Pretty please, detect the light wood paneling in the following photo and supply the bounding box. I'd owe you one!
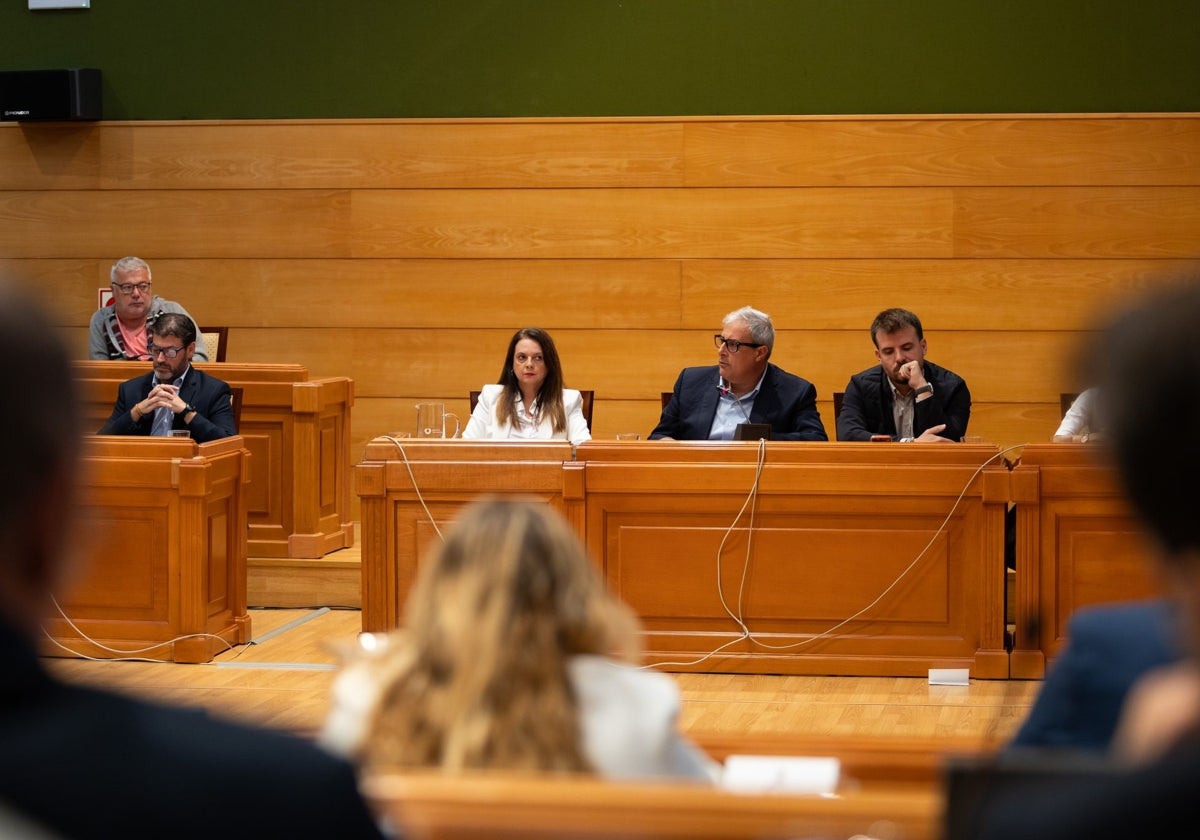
[680,117,1200,187]
[6,114,1200,467]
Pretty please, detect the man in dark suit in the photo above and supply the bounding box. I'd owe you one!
[99,312,235,443]
[650,305,827,441]
[1009,598,1181,753]
[969,280,1200,840]
[836,307,970,442]
[0,281,385,839]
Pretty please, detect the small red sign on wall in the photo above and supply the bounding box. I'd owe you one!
[98,288,113,309]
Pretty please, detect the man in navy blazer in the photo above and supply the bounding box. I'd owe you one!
[0,283,385,839]
[99,312,236,443]
[650,305,827,441]
[837,307,970,442]
[1009,598,1181,753]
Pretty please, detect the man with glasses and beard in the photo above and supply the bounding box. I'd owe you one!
[99,312,235,442]
[650,305,827,441]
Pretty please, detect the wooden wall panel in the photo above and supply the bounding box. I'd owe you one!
[6,114,1200,465]
[954,187,1200,258]
[349,187,956,259]
[681,117,1200,187]
[12,255,1186,333]
[0,190,354,258]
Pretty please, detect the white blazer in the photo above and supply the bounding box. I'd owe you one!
[320,652,717,783]
[462,383,591,445]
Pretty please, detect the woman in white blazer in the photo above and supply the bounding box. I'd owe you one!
[462,327,591,445]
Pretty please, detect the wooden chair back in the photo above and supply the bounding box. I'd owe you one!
[201,326,229,362]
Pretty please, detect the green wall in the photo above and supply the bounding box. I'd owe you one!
[2,0,1199,119]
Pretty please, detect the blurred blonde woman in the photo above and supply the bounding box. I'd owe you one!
[321,498,716,781]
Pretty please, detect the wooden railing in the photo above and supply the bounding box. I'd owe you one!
[45,435,251,663]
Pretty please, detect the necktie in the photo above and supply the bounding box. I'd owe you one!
[150,378,181,437]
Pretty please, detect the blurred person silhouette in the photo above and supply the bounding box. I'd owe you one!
[1008,598,1181,753]
[973,279,1200,840]
[0,279,384,840]
[321,497,717,782]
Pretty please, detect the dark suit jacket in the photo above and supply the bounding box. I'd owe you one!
[98,366,236,443]
[1009,598,1181,753]
[650,363,828,441]
[836,360,970,441]
[972,732,1200,840]
[0,619,385,840]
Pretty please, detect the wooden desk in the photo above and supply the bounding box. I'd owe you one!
[74,361,354,559]
[362,771,941,840]
[1009,443,1163,678]
[578,442,1010,678]
[356,440,1010,678]
[46,436,251,663]
[355,439,578,631]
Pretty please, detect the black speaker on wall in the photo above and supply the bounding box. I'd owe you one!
[0,68,101,121]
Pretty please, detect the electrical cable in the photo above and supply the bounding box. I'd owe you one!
[650,444,1026,668]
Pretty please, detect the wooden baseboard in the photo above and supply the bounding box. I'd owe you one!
[248,556,361,608]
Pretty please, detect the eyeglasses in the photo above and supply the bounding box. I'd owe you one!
[147,344,187,359]
[113,282,152,295]
[714,334,764,353]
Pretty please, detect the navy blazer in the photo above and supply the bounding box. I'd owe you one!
[836,360,971,442]
[1010,598,1182,753]
[650,363,828,441]
[0,619,385,840]
[98,366,236,443]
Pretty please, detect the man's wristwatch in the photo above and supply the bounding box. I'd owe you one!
[913,383,934,397]
[177,402,197,417]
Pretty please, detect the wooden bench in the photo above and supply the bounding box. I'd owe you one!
[362,770,942,840]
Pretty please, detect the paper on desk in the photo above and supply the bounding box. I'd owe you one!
[720,754,840,795]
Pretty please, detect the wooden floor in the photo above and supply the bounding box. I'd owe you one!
[46,606,1040,750]
[49,526,1041,757]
